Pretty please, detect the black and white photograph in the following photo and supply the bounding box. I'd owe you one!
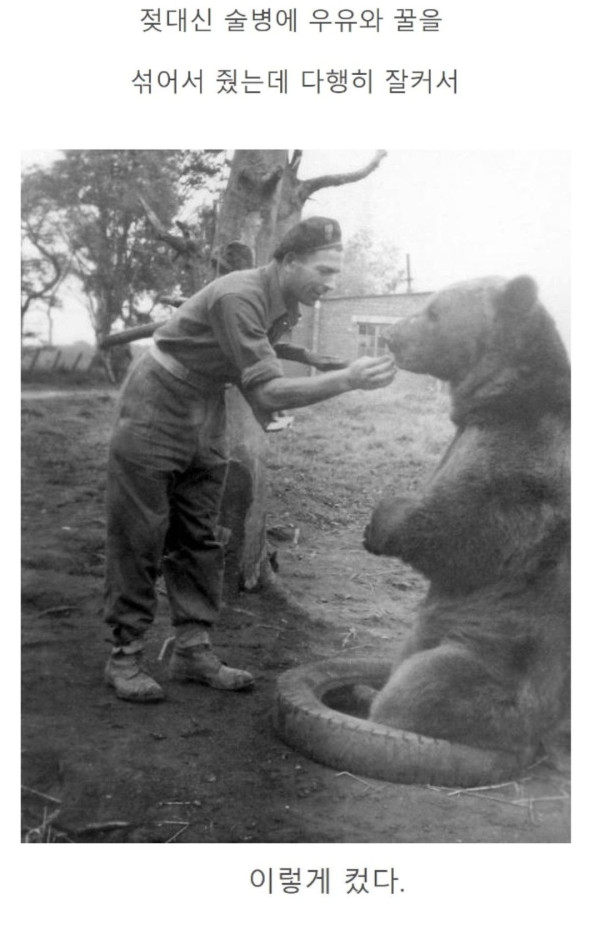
[21,148,571,845]
[11,0,598,920]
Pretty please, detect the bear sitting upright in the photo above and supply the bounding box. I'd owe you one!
[363,276,570,760]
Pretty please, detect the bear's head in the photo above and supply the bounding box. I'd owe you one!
[386,276,570,423]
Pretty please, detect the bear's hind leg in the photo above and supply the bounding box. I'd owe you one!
[370,643,529,753]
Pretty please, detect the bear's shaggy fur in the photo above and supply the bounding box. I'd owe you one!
[363,276,570,758]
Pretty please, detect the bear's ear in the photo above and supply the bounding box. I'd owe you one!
[497,275,538,315]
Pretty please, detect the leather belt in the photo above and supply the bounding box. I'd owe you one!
[149,343,223,394]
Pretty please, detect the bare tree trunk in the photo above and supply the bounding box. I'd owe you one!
[213,150,288,264]
[213,150,388,594]
[213,151,299,594]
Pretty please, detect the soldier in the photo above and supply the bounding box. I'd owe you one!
[104,217,396,702]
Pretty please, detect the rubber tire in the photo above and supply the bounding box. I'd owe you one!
[273,657,528,787]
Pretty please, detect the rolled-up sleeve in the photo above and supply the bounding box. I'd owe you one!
[208,295,284,389]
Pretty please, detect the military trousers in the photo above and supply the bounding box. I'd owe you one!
[103,351,229,645]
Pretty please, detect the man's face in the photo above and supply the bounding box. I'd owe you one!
[281,248,343,305]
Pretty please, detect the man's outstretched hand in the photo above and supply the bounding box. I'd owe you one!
[346,355,397,391]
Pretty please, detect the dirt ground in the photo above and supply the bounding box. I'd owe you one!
[21,380,570,843]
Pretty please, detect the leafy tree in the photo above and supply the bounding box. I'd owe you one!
[21,171,66,340]
[21,150,225,342]
[335,227,406,297]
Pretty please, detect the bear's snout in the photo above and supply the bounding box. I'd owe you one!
[385,318,425,368]
[385,323,404,357]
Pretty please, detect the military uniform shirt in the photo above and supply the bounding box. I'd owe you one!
[154,261,299,391]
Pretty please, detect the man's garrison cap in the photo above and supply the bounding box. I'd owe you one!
[273,217,342,260]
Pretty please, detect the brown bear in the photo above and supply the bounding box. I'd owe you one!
[363,276,570,760]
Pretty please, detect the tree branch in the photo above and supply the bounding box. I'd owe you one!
[21,224,65,318]
[138,194,191,256]
[299,150,388,200]
[289,150,303,174]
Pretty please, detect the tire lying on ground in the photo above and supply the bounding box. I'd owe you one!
[273,658,528,788]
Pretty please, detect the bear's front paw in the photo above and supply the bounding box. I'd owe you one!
[364,508,397,555]
[364,497,414,556]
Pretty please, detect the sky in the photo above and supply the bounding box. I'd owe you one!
[301,149,570,344]
[22,149,570,346]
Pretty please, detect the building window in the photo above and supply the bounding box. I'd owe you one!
[356,322,391,357]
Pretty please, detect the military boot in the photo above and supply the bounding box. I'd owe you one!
[168,625,254,691]
[104,640,165,702]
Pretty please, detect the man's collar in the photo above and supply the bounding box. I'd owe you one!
[264,260,300,326]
